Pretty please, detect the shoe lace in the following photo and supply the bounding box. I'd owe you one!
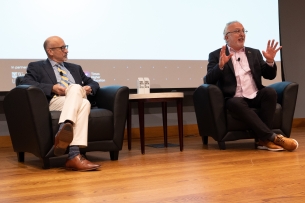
[275,135,285,144]
[79,154,87,161]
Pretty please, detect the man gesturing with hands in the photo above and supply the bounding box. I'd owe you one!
[205,21,298,151]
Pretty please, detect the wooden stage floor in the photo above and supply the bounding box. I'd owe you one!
[0,127,305,203]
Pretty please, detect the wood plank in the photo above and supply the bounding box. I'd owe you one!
[0,127,304,202]
[292,118,305,128]
[0,136,11,148]
[124,124,199,139]
[1,118,304,147]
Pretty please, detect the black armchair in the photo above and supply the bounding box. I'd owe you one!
[193,81,298,150]
[4,76,129,168]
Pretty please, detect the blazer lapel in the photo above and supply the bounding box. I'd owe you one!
[43,59,57,84]
[245,47,254,71]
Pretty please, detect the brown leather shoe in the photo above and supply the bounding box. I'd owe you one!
[273,134,298,151]
[54,123,73,156]
[257,139,284,151]
[65,154,101,171]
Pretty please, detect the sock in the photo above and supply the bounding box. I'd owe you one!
[68,145,80,160]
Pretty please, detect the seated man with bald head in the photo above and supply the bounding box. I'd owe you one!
[21,36,100,171]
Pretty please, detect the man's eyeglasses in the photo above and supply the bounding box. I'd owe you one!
[50,45,69,51]
[226,30,248,36]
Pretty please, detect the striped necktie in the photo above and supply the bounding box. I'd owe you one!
[56,64,69,88]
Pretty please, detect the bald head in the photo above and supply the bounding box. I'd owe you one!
[43,36,68,63]
[43,36,64,52]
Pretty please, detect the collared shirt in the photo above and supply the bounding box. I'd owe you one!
[227,45,257,99]
[49,59,75,85]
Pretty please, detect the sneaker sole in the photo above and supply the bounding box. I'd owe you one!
[54,124,73,156]
[257,145,284,152]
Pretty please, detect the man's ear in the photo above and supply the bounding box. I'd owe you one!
[47,49,53,56]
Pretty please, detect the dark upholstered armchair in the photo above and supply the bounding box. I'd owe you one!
[4,76,129,168]
[193,81,298,150]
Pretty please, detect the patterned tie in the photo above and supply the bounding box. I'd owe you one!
[56,64,69,88]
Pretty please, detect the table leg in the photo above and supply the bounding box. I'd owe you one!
[162,102,168,147]
[177,98,183,151]
[138,100,145,154]
[127,101,132,150]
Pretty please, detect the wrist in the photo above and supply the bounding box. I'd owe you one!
[219,63,224,70]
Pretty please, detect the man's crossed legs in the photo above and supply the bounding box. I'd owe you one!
[50,84,101,171]
[226,87,298,152]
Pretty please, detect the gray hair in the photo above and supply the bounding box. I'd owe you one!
[223,20,240,36]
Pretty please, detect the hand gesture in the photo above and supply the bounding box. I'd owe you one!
[262,40,282,63]
[219,45,233,69]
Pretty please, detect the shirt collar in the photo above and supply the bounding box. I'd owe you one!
[48,58,64,67]
[227,45,245,53]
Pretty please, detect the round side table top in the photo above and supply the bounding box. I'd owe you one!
[129,92,184,100]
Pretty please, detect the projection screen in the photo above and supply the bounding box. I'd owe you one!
[0,0,280,91]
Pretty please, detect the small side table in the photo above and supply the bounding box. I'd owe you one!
[127,92,184,154]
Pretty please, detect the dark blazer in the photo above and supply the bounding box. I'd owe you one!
[205,46,277,98]
[21,59,100,103]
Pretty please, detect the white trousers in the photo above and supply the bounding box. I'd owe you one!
[49,84,91,147]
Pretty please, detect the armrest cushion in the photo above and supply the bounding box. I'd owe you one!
[268,81,298,137]
[4,85,53,157]
[94,85,129,148]
[193,84,227,140]
[268,81,298,105]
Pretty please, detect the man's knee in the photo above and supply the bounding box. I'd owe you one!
[261,87,277,102]
[67,84,83,92]
[66,84,86,97]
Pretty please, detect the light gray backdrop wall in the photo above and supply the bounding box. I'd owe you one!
[279,0,305,118]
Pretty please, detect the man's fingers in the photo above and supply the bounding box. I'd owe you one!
[266,40,270,50]
[270,39,275,48]
[273,41,278,49]
[275,46,282,52]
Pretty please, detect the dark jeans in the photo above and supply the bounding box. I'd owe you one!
[225,87,277,141]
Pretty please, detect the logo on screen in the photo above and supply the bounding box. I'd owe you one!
[12,72,18,79]
[90,72,105,83]
[11,72,25,84]
[12,72,24,79]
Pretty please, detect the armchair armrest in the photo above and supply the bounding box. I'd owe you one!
[268,81,299,137]
[95,86,129,148]
[4,85,53,158]
[193,84,227,141]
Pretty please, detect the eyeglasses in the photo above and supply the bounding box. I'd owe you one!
[226,30,248,36]
[49,45,69,51]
